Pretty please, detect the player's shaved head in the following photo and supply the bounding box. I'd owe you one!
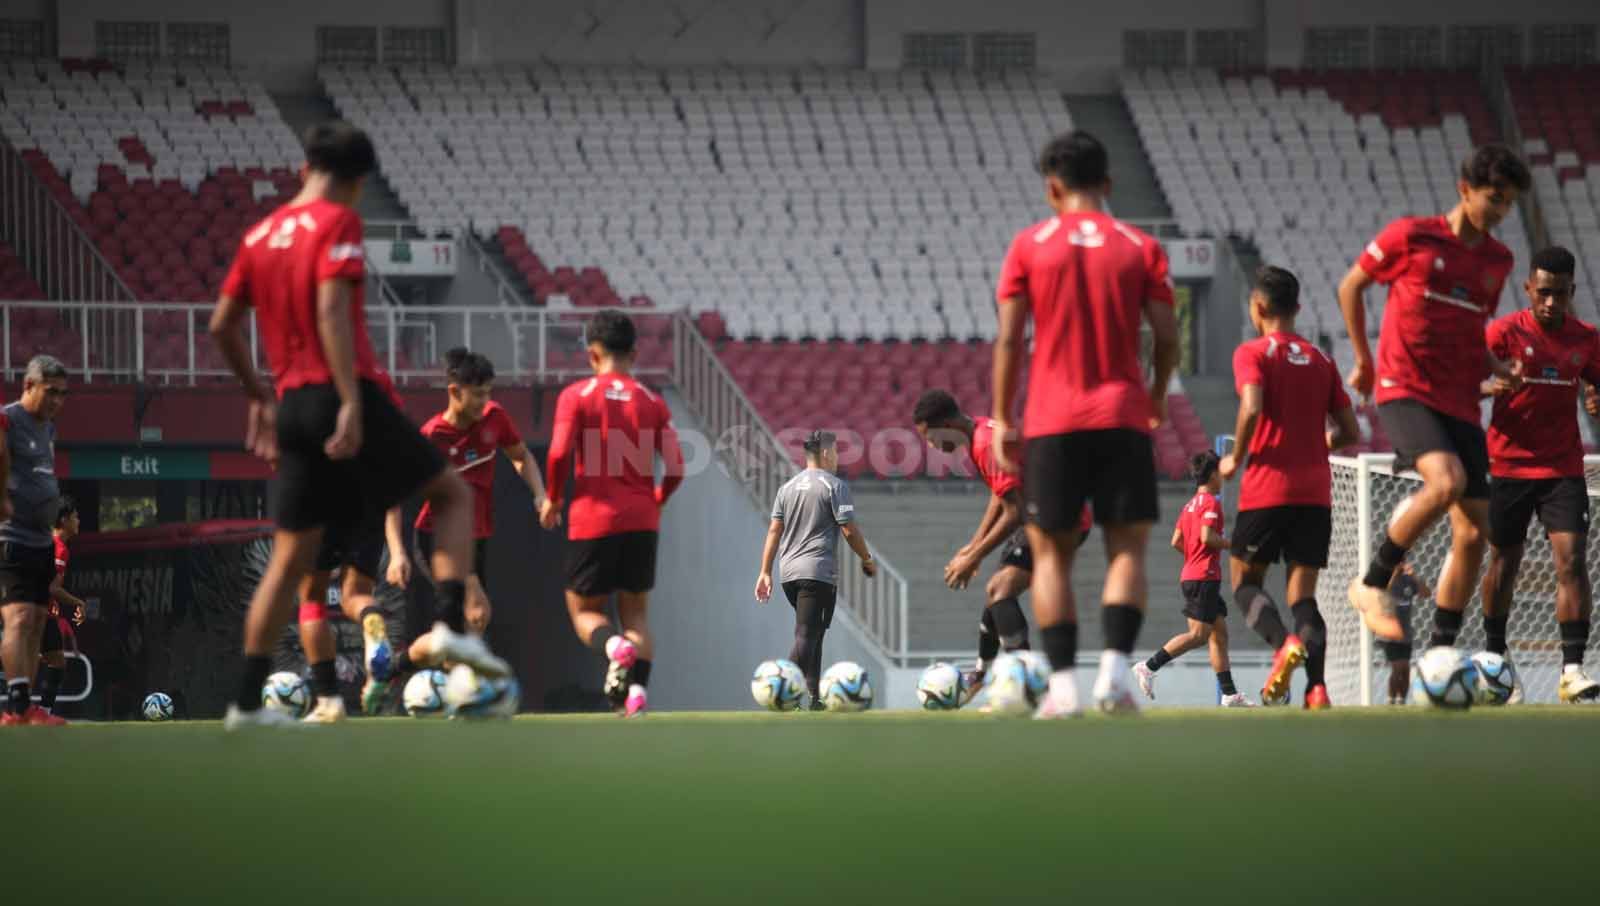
[1037,131,1108,190]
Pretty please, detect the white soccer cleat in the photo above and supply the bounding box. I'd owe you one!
[425,622,511,678]
[1132,661,1156,700]
[1032,677,1082,720]
[1220,692,1256,708]
[223,704,305,731]
[1092,652,1139,715]
[301,696,347,724]
[443,664,482,710]
[1559,667,1600,704]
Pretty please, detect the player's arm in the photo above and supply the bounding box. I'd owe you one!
[502,441,549,510]
[654,414,685,506]
[1220,382,1263,479]
[0,419,10,521]
[1327,405,1361,452]
[1144,294,1180,427]
[965,489,1022,563]
[833,481,876,577]
[754,517,782,603]
[1169,524,1184,552]
[1336,264,1375,376]
[381,505,411,587]
[1200,523,1227,551]
[316,277,363,459]
[209,291,278,464]
[49,572,86,613]
[541,390,577,528]
[962,492,1003,555]
[991,297,1028,472]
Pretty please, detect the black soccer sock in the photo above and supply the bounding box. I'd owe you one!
[1040,622,1078,672]
[235,655,272,712]
[1102,604,1143,656]
[1483,614,1509,656]
[1146,647,1174,672]
[1364,534,1409,589]
[1216,670,1238,696]
[977,609,1000,664]
[1236,584,1289,649]
[309,659,338,698]
[1560,620,1591,667]
[438,579,467,634]
[392,646,414,676]
[6,677,29,715]
[989,597,1030,651]
[632,659,653,689]
[588,624,619,656]
[1428,608,1464,648]
[1291,599,1327,687]
[37,665,62,712]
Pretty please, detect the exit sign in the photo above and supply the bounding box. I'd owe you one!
[66,449,213,480]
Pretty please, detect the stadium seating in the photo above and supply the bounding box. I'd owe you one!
[0,240,43,300]
[1506,65,1600,305]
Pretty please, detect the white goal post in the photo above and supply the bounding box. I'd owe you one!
[1320,454,1600,705]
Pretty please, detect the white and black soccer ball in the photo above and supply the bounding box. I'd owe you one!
[1470,651,1518,706]
[819,661,873,712]
[1412,646,1477,710]
[986,652,1049,715]
[142,692,173,721]
[751,659,806,712]
[261,671,311,717]
[916,662,964,711]
[403,669,450,717]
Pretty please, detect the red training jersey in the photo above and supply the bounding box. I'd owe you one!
[996,211,1174,438]
[1357,215,1514,424]
[415,401,524,538]
[1177,491,1224,582]
[1485,309,1600,479]
[53,535,68,579]
[969,416,1021,499]
[220,198,384,396]
[545,373,685,541]
[1233,332,1351,510]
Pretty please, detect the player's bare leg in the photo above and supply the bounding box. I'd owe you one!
[1479,539,1525,703]
[1028,524,1082,718]
[1092,521,1151,714]
[964,563,1032,702]
[566,590,638,713]
[1134,617,1211,700]
[1426,500,1489,650]
[295,570,347,724]
[617,590,653,716]
[225,527,322,729]
[329,569,395,713]
[417,470,508,678]
[1232,557,1303,705]
[1,601,46,724]
[1351,451,1467,642]
[1543,531,1600,702]
[1209,618,1254,707]
[465,575,491,636]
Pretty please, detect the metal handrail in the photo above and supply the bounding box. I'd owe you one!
[461,231,532,309]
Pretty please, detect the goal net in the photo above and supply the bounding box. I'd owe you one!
[1319,454,1600,705]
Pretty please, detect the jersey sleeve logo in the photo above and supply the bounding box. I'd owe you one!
[1365,241,1385,261]
[329,243,363,262]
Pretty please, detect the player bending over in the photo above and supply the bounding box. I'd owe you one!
[911,388,1088,703]
[1134,452,1253,707]
[1480,246,1600,702]
[211,122,504,729]
[541,311,684,717]
[1341,144,1529,646]
[1221,266,1360,708]
[991,131,1180,717]
[754,431,877,710]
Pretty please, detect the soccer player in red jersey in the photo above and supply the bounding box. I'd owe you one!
[412,347,550,635]
[1133,452,1252,707]
[32,497,84,724]
[210,122,504,729]
[991,131,1180,717]
[540,312,684,717]
[911,389,1090,704]
[1340,145,1530,645]
[1219,266,1360,708]
[1480,246,1600,703]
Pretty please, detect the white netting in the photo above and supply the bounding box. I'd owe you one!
[1320,455,1600,705]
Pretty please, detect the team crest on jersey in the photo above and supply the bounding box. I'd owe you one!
[1287,342,1310,365]
[604,379,632,402]
[1433,258,1445,270]
[1068,220,1105,248]
[1525,346,1535,357]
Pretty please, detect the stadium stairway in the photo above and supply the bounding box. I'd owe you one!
[1064,94,1172,220]
[271,92,411,225]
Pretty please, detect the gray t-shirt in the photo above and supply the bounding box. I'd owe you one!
[1,401,59,549]
[771,467,855,586]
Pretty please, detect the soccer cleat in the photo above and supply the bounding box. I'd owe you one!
[1304,684,1332,710]
[1133,661,1156,700]
[602,638,638,707]
[25,706,66,726]
[624,689,648,718]
[1559,668,1600,703]
[1503,656,1525,705]
[223,704,305,730]
[808,696,827,712]
[1260,634,1307,706]
[301,696,347,724]
[0,711,25,726]
[1219,693,1256,708]
[1347,577,1406,642]
[362,612,393,683]
[958,669,986,707]
[425,622,511,678]
[360,676,391,716]
[1091,663,1139,715]
[1032,688,1082,720]
[1387,693,1407,706]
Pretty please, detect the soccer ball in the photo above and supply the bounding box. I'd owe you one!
[447,665,520,719]
[261,671,311,717]
[916,662,964,710]
[1411,646,1478,710]
[403,669,450,717]
[818,661,873,712]
[142,692,173,721]
[1470,651,1518,706]
[751,659,806,712]
[986,652,1049,715]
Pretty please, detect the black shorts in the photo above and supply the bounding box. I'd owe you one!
[1180,579,1227,623]
[0,541,53,606]
[1488,476,1590,547]
[997,529,1033,572]
[1378,400,1490,500]
[783,578,837,630]
[1232,506,1333,569]
[316,511,385,579]
[415,531,490,580]
[565,531,658,596]
[1023,429,1158,531]
[274,379,444,531]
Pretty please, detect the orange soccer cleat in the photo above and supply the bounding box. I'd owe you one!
[1260,634,1307,706]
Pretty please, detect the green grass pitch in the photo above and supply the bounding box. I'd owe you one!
[12,708,1596,905]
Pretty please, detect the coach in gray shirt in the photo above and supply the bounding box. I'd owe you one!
[754,431,877,708]
[0,354,67,724]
